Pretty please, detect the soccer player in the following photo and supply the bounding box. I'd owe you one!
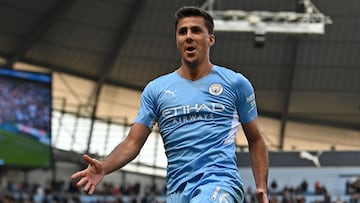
[71,6,269,203]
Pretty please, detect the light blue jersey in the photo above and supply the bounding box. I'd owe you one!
[134,65,258,201]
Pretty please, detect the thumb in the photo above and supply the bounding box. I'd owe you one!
[82,154,95,165]
[256,188,268,203]
[82,154,104,173]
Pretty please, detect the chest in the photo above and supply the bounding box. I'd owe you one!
[156,81,236,120]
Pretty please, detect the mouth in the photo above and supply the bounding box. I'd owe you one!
[185,46,196,54]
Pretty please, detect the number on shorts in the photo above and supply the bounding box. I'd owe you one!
[212,186,230,203]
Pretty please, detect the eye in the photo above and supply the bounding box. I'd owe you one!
[191,26,202,34]
[178,27,187,35]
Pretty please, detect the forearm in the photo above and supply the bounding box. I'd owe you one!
[249,138,269,192]
[100,139,141,174]
[100,123,150,175]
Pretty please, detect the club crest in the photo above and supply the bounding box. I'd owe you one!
[209,83,223,96]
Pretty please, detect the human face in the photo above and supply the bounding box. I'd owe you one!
[176,16,215,69]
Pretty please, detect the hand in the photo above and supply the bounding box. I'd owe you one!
[256,188,269,203]
[70,154,105,195]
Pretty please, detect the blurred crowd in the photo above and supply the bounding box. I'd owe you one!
[1,177,360,203]
[0,77,51,132]
[244,178,360,203]
[0,180,166,203]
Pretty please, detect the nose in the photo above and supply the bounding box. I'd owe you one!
[185,31,193,42]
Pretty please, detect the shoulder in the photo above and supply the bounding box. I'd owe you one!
[146,71,177,88]
[143,71,177,91]
[213,65,253,88]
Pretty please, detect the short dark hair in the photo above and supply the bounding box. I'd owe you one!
[174,6,214,34]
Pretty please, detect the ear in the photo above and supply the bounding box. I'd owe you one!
[209,34,215,46]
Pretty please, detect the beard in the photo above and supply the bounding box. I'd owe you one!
[183,58,200,69]
[181,51,202,69]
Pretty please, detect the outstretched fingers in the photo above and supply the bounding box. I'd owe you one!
[75,176,89,187]
[70,170,85,181]
[84,180,95,195]
[70,154,104,195]
[71,172,96,195]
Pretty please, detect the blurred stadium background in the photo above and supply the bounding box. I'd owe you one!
[0,0,359,202]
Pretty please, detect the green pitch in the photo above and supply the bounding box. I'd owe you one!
[0,129,52,168]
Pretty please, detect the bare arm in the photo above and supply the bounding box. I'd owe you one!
[101,123,151,174]
[242,118,269,203]
[71,123,151,194]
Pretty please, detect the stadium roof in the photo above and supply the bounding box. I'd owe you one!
[0,0,359,150]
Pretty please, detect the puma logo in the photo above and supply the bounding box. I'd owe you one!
[300,151,323,168]
[164,90,175,97]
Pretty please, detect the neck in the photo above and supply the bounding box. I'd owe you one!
[178,62,213,81]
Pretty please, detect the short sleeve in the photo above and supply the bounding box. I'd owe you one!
[133,82,158,130]
[235,73,258,124]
